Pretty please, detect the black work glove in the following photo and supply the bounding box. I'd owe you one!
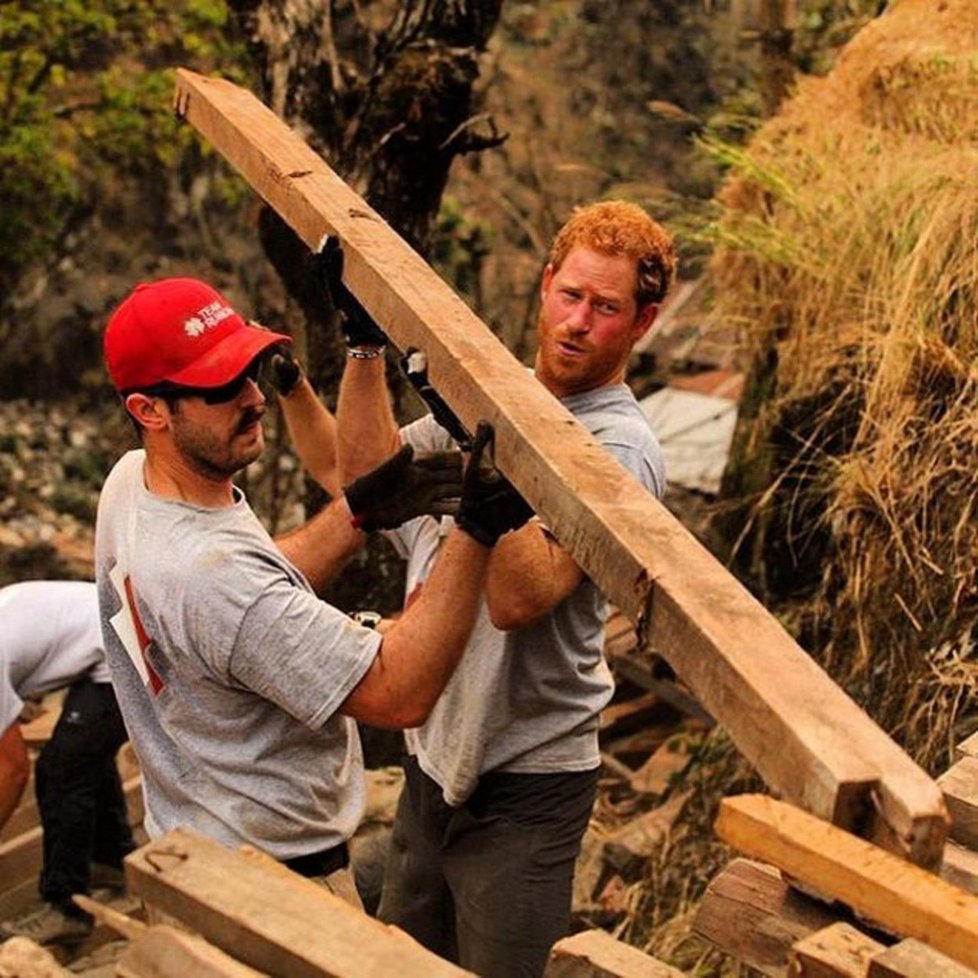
[269,348,303,396]
[317,236,389,349]
[456,422,534,546]
[344,444,463,532]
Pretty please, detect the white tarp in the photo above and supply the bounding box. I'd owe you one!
[640,386,738,495]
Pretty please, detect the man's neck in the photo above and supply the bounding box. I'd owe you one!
[142,450,235,508]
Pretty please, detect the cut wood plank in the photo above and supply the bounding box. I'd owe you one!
[941,841,978,895]
[126,827,475,977]
[0,936,72,977]
[938,756,978,848]
[715,795,978,971]
[788,921,884,977]
[629,733,701,797]
[603,792,691,880]
[1,772,38,841]
[692,859,838,977]
[868,938,978,978]
[0,775,143,900]
[955,732,978,762]
[171,68,948,867]
[543,929,684,977]
[599,693,661,740]
[117,925,268,978]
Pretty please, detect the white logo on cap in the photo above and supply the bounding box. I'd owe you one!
[184,300,234,338]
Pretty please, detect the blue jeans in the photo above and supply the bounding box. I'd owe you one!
[35,679,134,911]
[377,756,598,978]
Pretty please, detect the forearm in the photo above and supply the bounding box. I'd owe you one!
[336,356,400,482]
[278,376,340,497]
[485,520,583,630]
[0,723,29,830]
[341,529,490,728]
[274,495,365,593]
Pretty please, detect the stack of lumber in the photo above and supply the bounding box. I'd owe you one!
[693,736,978,977]
[29,828,686,978]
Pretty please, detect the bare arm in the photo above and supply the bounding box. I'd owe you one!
[277,376,341,497]
[336,356,401,483]
[484,520,584,630]
[0,722,29,831]
[340,528,490,728]
[274,495,364,594]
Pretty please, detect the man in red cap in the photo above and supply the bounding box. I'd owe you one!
[95,277,530,903]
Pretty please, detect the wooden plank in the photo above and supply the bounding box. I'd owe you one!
[692,859,838,977]
[629,733,701,797]
[0,936,72,977]
[171,68,948,867]
[603,792,691,880]
[117,925,269,978]
[0,775,143,897]
[788,922,884,977]
[941,841,978,895]
[938,757,978,848]
[126,827,475,978]
[544,929,684,978]
[868,938,978,978]
[954,732,978,762]
[1,771,38,841]
[714,795,978,971]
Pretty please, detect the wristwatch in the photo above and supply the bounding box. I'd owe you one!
[351,610,382,630]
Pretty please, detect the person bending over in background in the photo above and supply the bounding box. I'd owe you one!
[0,580,134,946]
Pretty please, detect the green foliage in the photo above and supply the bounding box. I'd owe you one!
[0,0,245,294]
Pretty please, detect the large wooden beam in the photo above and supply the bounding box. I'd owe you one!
[126,828,474,978]
[171,68,947,865]
[714,795,978,971]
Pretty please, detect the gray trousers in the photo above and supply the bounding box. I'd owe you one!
[377,756,598,978]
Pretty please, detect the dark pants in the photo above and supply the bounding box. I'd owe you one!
[35,679,134,912]
[377,756,598,978]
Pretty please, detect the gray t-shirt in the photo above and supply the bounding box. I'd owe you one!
[392,383,665,805]
[94,450,381,858]
[0,580,110,731]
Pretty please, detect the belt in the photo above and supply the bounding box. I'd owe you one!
[282,841,349,879]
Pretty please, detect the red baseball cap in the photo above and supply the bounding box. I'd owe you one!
[104,277,291,392]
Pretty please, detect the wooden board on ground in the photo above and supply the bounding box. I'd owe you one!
[692,859,838,977]
[0,775,143,920]
[126,828,475,978]
[941,841,978,895]
[955,732,978,762]
[171,66,947,868]
[544,929,684,978]
[938,756,978,849]
[868,938,978,978]
[714,794,978,971]
[788,921,884,977]
[117,925,268,978]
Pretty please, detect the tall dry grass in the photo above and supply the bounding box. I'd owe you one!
[710,0,978,772]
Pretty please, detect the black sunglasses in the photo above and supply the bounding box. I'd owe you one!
[135,358,264,405]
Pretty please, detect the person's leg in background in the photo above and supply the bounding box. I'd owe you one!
[376,755,458,961]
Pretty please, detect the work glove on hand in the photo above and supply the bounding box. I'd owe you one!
[317,236,389,349]
[456,422,534,546]
[344,444,463,532]
[269,348,303,397]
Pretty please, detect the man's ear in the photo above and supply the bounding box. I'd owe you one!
[124,393,169,432]
[633,302,659,343]
[540,263,555,302]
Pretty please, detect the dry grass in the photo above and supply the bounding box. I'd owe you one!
[710,0,978,773]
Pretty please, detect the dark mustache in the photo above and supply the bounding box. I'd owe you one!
[236,406,266,433]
